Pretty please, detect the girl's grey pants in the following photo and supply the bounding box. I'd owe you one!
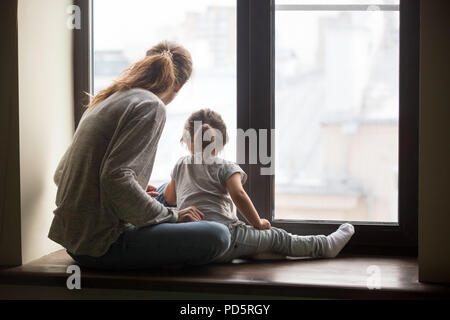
[214,224,330,263]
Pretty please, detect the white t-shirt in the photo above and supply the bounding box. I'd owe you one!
[171,155,248,226]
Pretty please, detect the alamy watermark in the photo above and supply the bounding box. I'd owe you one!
[66,265,81,290]
[181,121,275,175]
[366,5,381,12]
[67,5,81,30]
[366,265,381,290]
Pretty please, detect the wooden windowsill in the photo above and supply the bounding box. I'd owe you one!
[0,250,449,299]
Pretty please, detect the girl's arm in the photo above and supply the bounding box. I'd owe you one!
[163,180,177,207]
[226,173,271,230]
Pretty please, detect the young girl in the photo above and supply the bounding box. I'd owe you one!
[156,109,355,263]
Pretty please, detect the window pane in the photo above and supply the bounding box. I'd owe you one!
[277,0,399,5]
[93,0,236,185]
[275,1,400,222]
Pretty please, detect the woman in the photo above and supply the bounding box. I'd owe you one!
[48,41,231,270]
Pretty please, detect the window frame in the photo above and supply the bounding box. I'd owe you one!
[237,0,420,255]
[73,0,92,128]
[74,0,419,256]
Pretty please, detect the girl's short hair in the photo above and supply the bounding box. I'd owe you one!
[182,109,228,153]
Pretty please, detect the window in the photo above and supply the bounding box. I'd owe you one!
[237,0,418,254]
[74,0,419,254]
[275,1,400,223]
[92,0,237,185]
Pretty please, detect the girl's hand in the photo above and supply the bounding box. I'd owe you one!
[146,185,160,197]
[256,219,271,230]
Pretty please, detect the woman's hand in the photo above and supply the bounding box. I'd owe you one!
[146,185,160,197]
[256,219,271,230]
[176,206,205,223]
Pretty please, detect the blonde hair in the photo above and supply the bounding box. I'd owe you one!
[87,41,192,108]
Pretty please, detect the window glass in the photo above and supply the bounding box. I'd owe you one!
[277,0,399,4]
[93,0,237,185]
[275,1,400,222]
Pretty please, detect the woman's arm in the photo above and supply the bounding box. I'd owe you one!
[100,101,179,226]
[226,173,271,230]
[53,147,70,187]
[163,180,177,206]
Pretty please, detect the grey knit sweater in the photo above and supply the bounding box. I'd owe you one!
[48,88,178,257]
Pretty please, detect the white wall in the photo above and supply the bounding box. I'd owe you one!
[18,0,74,263]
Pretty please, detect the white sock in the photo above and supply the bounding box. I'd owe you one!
[325,223,355,258]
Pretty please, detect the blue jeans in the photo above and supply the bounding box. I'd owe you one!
[153,183,176,208]
[68,184,231,270]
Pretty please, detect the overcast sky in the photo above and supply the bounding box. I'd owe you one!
[94,0,234,53]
